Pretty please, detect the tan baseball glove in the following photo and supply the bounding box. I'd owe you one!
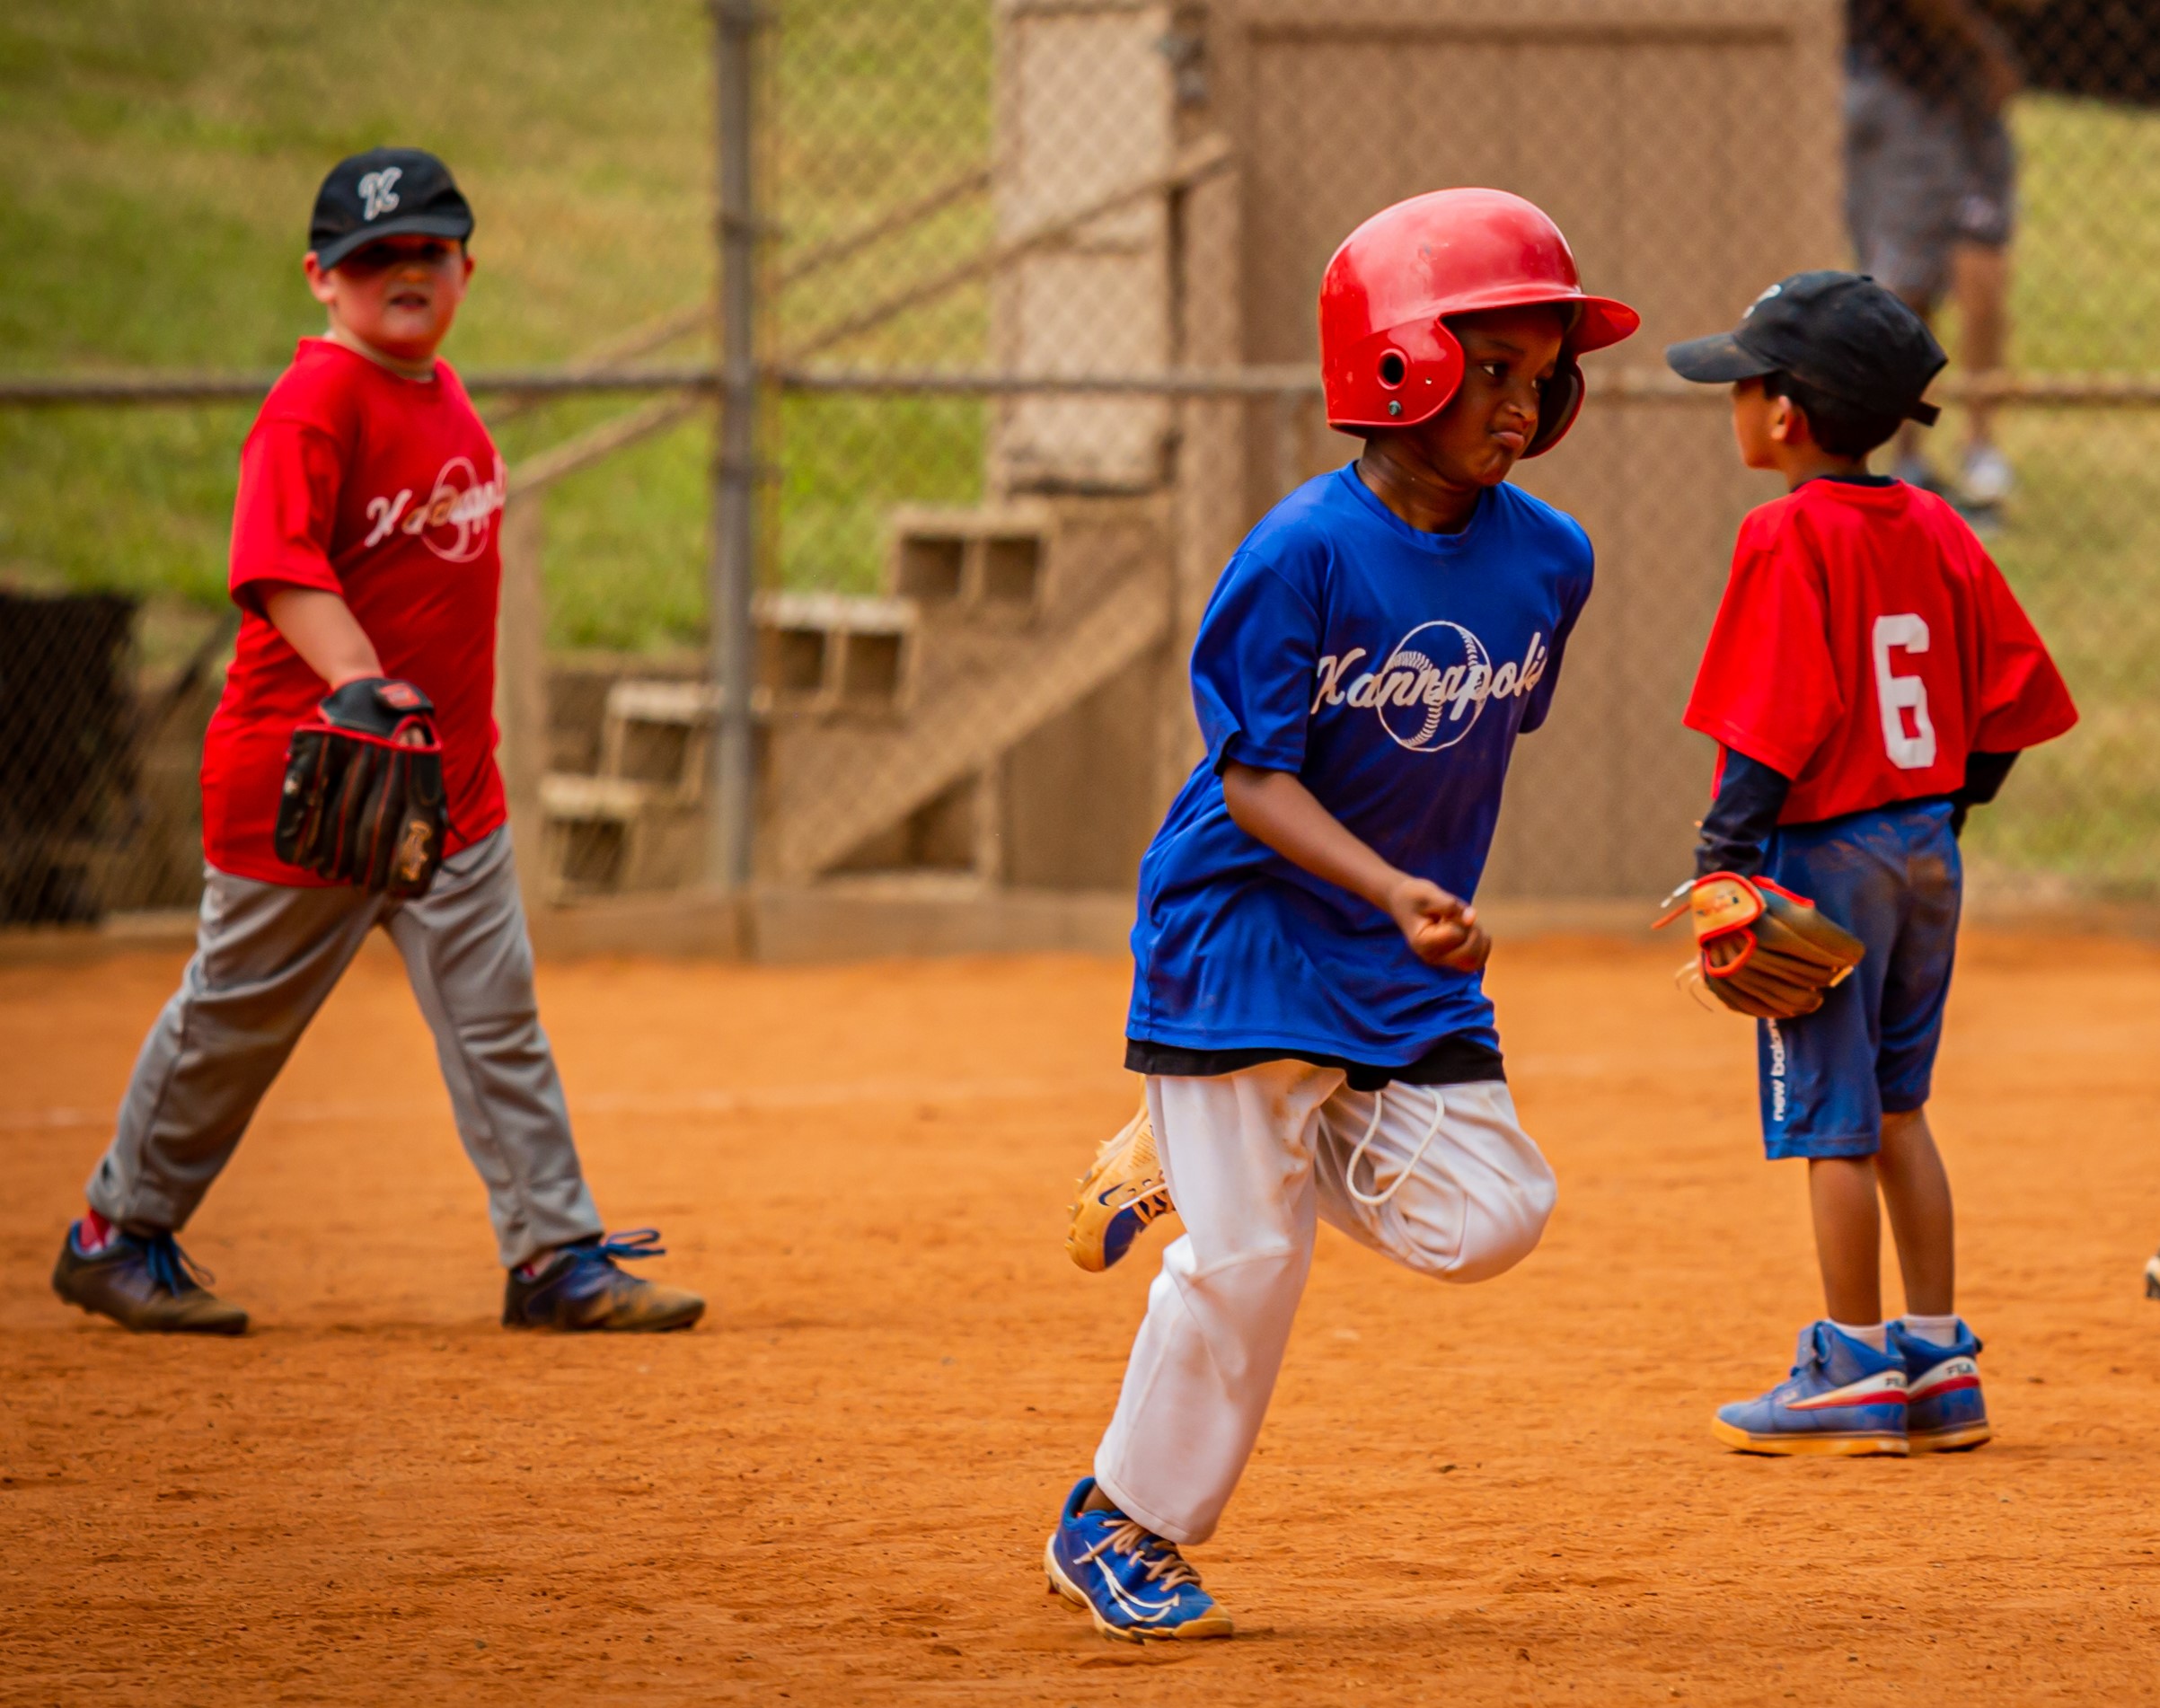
[1655,871,1865,1020]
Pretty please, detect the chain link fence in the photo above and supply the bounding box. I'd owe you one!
[758,0,2160,906]
[4,0,2159,925]
[1926,1,2160,901]
[0,0,723,920]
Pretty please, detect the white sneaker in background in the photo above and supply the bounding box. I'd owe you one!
[1962,443,2015,506]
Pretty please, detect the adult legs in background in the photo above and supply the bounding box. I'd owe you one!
[1952,240,2012,497]
[1845,62,2017,498]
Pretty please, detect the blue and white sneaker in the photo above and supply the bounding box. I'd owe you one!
[1891,1319,1990,1453]
[1044,1477,1232,1642]
[1713,1321,1909,1456]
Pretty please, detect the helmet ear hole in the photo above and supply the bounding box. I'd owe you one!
[1377,350,1407,387]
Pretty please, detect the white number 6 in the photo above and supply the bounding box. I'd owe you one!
[1873,613,1937,770]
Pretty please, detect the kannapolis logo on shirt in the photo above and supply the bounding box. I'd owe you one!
[361,453,508,562]
[1311,621,1550,752]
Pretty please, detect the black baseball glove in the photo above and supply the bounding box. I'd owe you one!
[273,676,448,896]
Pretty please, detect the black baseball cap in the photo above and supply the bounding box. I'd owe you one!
[1665,270,1947,426]
[310,147,474,270]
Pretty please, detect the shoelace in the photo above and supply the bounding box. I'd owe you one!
[1344,1084,1446,1208]
[141,1231,215,1296]
[1081,1519,1203,1592]
[566,1228,667,1271]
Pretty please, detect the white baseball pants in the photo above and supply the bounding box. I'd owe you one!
[1093,1061,1556,1545]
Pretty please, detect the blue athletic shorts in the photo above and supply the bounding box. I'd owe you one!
[1756,802,1962,1160]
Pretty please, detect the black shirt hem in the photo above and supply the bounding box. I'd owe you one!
[1125,1034,1505,1093]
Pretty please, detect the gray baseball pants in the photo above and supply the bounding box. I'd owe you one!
[84,827,603,1268]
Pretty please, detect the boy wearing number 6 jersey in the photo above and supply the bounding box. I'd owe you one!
[1667,272,2075,1455]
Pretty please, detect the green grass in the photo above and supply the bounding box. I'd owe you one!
[2,9,2158,892]
[2008,96,2160,369]
[0,0,992,645]
[1953,404,2160,900]
[1928,96,2160,899]
[0,0,719,643]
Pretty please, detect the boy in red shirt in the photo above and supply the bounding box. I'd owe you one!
[51,149,701,1336]
[1665,272,2074,1453]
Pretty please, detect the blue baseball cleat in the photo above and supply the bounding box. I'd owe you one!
[51,1220,248,1335]
[502,1229,703,1332]
[1044,1477,1232,1642]
[1891,1318,1991,1453]
[1713,1321,1909,1456]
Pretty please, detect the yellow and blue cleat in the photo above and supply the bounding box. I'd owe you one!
[1045,1477,1232,1642]
[1891,1318,1990,1452]
[1713,1321,1909,1456]
[1065,1108,1177,1273]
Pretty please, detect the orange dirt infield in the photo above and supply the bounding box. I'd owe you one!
[4,931,2159,1704]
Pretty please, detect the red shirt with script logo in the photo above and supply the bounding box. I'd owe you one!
[201,337,509,882]
[1683,478,2076,825]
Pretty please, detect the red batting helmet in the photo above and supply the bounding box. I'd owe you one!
[1318,188,1640,455]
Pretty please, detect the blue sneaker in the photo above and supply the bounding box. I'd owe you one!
[1713,1322,1909,1456]
[501,1229,704,1332]
[1890,1319,1990,1453]
[1044,1477,1232,1642]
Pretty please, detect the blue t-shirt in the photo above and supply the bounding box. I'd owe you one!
[1126,464,1593,1065]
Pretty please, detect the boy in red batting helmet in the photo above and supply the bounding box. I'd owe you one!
[1043,189,1636,1642]
[1664,272,2074,1455]
[50,149,701,1336]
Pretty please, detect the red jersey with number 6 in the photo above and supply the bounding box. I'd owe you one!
[201,338,509,884]
[1683,477,2076,824]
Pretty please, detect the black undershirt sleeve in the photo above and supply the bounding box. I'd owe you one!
[1693,749,1793,879]
[1950,750,2018,835]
